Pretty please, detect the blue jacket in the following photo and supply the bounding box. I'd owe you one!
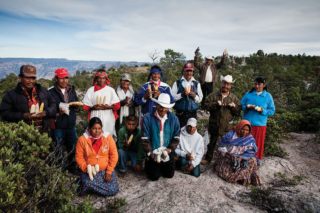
[241,90,275,126]
[174,78,200,112]
[141,109,180,153]
[135,82,174,115]
[48,83,79,129]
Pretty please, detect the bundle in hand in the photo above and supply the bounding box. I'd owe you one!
[69,101,83,106]
[30,103,44,116]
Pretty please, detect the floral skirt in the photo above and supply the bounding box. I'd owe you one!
[79,170,119,196]
[213,153,261,186]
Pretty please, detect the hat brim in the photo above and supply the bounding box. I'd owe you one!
[151,98,175,108]
[205,57,214,61]
[121,78,131,82]
[183,68,194,71]
[223,80,236,83]
[22,73,37,78]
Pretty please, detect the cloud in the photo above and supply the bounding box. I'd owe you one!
[0,0,320,61]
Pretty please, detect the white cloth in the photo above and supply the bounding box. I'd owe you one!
[175,126,204,167]
[82,86,120,137]
[61,88,66,95]
[205,66,212,82]
[156,110,168,147]
[117,88,133,124]
[152,146,170,162]
[257,91,263,96]
[171,76,203,103]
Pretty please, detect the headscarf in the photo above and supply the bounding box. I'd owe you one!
[92,71,110,86]
[233,119,251,137]
[147,68,166,83]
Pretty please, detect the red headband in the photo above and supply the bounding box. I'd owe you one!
[92,71,110,86]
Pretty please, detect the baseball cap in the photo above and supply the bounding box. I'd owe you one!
[187,118,198,127]
[20,65,37,78]
[183,62,194,71]
[55,68,69,78]
[121,73,131,82]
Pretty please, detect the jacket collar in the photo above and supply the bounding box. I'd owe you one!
[252,90,266,97]
[15,82,41,94]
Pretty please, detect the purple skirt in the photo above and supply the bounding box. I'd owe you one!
[79,170,119,196]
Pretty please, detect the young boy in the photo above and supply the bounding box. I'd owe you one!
[117,115,145,176]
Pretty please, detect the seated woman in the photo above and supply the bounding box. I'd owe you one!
[75,117,119,196]
[214,120,261,186]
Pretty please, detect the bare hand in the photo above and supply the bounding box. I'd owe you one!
[154,90,161,97]
[104,173,112,183]
[149,152,154,160]
[195,52,199,57]
[124,140,130,147]
[223,49,228,57]
[187,164,194,172]
[181,90,188,97]
[102,104,113,110]
[91,104,103,111]
[144,90,152,99]
[189,91,196,98]
[164,149,171,154]
[23,112,36,120]
[135,164,141,172]
[246,106,255,111]
[186,154,194,162]
[32,111,46,119]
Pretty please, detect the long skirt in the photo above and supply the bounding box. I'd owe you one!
[78,170,119,196]
[251,126,267,160]
[214,153,261,186]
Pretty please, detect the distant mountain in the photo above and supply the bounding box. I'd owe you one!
[0,58,149,79]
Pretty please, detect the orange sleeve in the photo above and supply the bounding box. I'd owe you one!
[106,134,119,174]
[75,136,88,173]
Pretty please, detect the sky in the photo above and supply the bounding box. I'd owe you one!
[0,0,320,62]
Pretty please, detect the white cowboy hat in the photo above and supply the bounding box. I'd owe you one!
[205,55,214,61]
[151,93,175,108]
[220,75,236,83]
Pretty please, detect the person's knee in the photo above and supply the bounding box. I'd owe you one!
[192,172,200,178]
[118,149,126,157]
[164,171,174,179]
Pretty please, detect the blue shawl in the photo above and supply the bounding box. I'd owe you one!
[220,130,260,167]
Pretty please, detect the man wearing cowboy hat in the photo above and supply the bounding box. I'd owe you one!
[201,75,242,165]
[114,73,138,133]
[141,93,180,181]
[194,49,228,114]
[172,62,203,127]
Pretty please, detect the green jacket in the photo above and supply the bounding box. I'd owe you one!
[205,90,241,136]
[118,127,145,164]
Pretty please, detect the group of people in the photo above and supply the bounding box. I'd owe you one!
[0,49,275,197]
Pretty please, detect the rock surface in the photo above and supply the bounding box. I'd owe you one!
[72,133,320,213]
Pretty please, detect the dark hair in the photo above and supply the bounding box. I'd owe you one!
[89,117,103,128]
[150,65,162,71]
[97,68,106,72]
[249,76,267,93]
[125,115,138,122]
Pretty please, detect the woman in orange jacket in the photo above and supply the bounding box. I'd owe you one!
[75,117,119,196]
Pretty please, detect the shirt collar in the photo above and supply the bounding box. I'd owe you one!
[253,90,266,97]
[156,110,168,120]
[181,76,195,83]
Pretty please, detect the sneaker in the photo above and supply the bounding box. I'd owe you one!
[201,159,210,165]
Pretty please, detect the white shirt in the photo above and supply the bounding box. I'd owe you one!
[61,88,66,95]
[171,76,203,103]
[257,91,263,96]
[156,110,168,147]
[175,126,204,167]
[205,66,212,82]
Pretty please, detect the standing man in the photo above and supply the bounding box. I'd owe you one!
[135,65,174,126]
[49,68,80,174]
[0,65,57,134]
[82,70,120,137]
[194,49,228,114]
[141,94,180,181]
[172,62,203,127]
[201,75,241,165]
[114,73,138,133]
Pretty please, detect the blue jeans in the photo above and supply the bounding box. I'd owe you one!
[176,157,200,177]
[51,127,78,171]
[118,149,141,173]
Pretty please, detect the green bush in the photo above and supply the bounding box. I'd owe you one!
[0,121,76,212]
[56,196,95,213]
[264,118,288,157]
[75,120,89,138]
